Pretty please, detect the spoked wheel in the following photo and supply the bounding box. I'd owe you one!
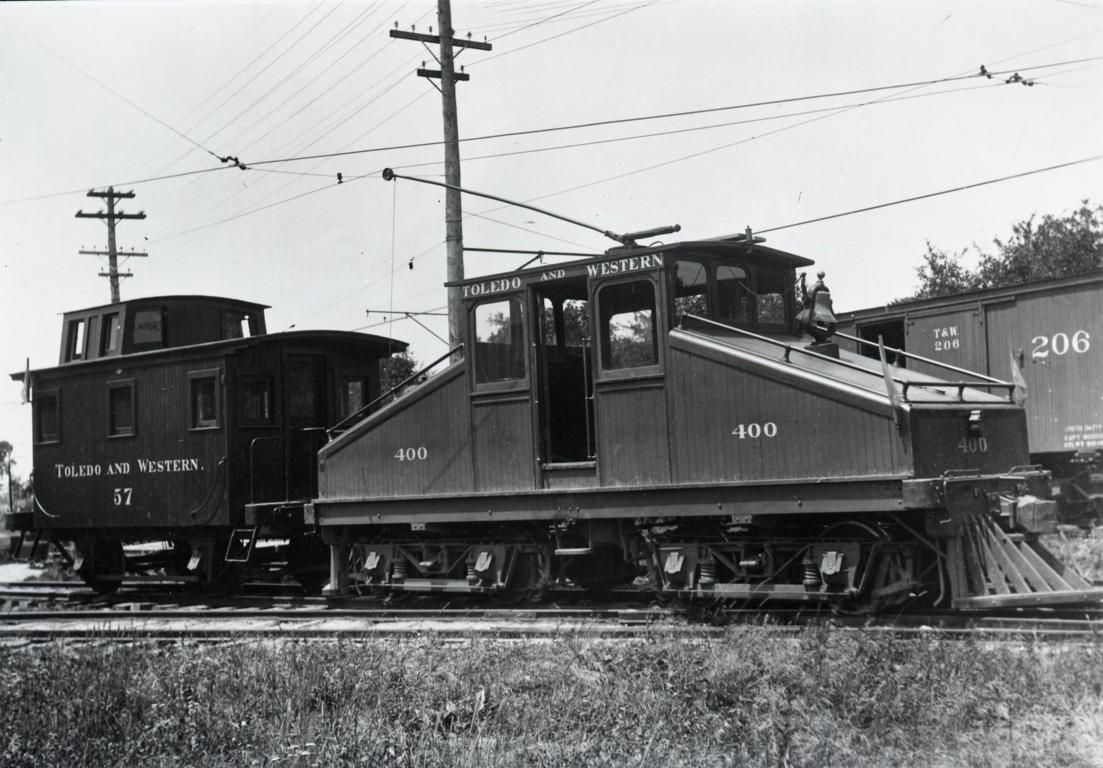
[75,538,124,595]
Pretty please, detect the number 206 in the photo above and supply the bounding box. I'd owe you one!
[1032,330,1089,358]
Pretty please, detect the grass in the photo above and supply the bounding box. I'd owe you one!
[1,629,1101,767]
[1042,527,1103,583]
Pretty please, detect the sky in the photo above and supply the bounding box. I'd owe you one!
[1,0,1101,474]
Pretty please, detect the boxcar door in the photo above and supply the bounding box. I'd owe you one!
[284,353,327,500]
[532,276,597,488]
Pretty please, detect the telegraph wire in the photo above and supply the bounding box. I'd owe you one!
[2,55,1091,208]
[755,154,1103,234]
[392,81,1008,172]
[2,20,224,163]
[242,56,1101,168]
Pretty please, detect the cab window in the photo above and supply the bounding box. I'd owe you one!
[755,270,789,329]
[473,298,525,384]
[35,390,60,443]
[716,265,750,325]
[672,260,708,325]
[598,279,658,371]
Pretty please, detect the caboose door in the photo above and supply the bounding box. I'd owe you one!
[284,353,327,500]
[532,276,597,487]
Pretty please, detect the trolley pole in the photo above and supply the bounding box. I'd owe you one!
[390,2,491,352]
[76,187,147,304]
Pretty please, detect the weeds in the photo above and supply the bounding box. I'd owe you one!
[1,629,1101,767]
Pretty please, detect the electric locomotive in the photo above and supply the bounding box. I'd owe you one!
[11,295,405,592]
[312,234,1102,611]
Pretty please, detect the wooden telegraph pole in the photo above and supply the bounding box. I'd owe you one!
[390,1,491,351]
[76,187,147,304]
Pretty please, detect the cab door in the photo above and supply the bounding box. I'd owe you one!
[531,277,596,487]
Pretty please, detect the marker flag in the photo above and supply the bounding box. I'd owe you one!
[1010,347,1028,405]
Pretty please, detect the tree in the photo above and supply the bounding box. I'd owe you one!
[380,351,420,395]
[911,201,1103,299]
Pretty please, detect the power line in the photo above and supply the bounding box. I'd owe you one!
[242,56,1100,167]
[4,20,223,162]
[756,154,1103,234]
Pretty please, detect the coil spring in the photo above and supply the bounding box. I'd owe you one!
[392,558,407,582]
[466,562,476,581]
[802,556,820,588]
[699,559,717,585]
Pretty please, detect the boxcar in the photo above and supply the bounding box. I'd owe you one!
[12,295,405,591]
[310,236,1102,612]
[836,272,1103,524]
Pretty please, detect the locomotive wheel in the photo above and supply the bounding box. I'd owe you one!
[75,538,124,595]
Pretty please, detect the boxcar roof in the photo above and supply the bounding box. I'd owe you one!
[838,270,1103,321]
[447,236,814,290]
[12,330,405,380]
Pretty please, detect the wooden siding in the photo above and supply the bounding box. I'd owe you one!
[667,341,910,484]
[32,356,231,531]
[472,393,536,491]
[318,367,475,498]
[904,305,986,378]
[595,379,671,486]
[984,284,1103,454]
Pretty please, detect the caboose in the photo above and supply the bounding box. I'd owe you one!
[836,272,1103,525]
[312,235,1102,611]
[12,295,404,591]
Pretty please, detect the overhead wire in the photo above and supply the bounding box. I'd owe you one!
[755,154,1103,234]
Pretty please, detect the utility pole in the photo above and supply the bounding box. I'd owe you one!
[390,2,491,352]
[75,187,147,304]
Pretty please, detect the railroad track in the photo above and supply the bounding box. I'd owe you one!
[3,586,1102,641]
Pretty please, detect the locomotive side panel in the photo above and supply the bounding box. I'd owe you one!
[33,356,231,531]
[318,365,475,498]
[910,408,1029,477]
[472,394,535,491]
[984,284,1103,455]
[594,380,671,486]
[667,337,910,483]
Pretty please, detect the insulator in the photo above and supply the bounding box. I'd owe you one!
[699,559,717,585]
[802,557,820,588]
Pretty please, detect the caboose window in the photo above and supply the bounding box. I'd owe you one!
[716,265,750,325]
[101,313,121,354]
[222,311,254,339]
[132,309,164,346]
[339,377,369,419]
[107,380,135,438]
[672,260,708,325]
[598,280,658,370]
[473,298,525,384]
[66,319,87,361]
[189,370,220,430]
[240,376,274,425]
[35,390,60,444]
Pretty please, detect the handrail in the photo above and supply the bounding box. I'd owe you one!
[327,344,463,438]
[680,315,1016,403]
[833,329,1006,384]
